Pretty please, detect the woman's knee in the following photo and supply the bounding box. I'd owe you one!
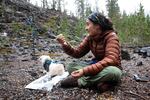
[66,63,83,74]
[109,66,122,78]
[102,66,122,81]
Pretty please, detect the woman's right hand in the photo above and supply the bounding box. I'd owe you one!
[56,34,67,44]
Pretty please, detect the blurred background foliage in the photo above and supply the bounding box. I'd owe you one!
[0,0,150,47]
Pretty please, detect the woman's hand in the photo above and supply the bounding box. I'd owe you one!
[71,69,84,78]
[56,34,67,45]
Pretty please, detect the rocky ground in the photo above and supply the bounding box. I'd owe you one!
[0,36,150,100]
[1,0,149,100]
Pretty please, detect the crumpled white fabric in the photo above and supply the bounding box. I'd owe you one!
[25,72,69,91]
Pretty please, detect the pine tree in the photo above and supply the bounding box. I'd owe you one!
[75,0,85,19]
[57,0,64,11]
[51,0,56,10]
[85,1,92,18]
[106,0,121,33]
[106,0,121,21]
[42,0,48,9]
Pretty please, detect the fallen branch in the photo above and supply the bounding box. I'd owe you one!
[124,91,147,100]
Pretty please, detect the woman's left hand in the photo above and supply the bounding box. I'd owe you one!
[71,69,84,78]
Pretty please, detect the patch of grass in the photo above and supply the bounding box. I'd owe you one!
[43,16,58,33]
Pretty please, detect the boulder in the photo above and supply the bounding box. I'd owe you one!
[121,49,131,60]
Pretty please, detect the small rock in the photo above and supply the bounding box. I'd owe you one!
[121,50,130,60]
[136,61,143,66]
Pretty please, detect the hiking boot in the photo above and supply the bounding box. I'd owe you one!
[97,82,116,93]
[60,75,78,88]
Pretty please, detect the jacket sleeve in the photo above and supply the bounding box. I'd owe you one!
[83,32,121,75]
[61,36,90,58]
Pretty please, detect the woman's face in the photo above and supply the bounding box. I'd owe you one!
[85,19,101,36]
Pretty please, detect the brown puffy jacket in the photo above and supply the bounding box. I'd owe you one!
[61,30,121,75]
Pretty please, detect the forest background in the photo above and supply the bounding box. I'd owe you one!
[1,0,150,46]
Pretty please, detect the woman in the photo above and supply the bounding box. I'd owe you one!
[56,12,122,92]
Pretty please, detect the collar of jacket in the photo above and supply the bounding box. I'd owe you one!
[89,30,114,42]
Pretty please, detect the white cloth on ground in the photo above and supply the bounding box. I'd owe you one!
[25,72,69,91]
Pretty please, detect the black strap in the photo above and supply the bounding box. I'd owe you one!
[43,60,52,72]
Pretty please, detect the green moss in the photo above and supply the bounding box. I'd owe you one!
[0,37,10,49]
[11,21,24,33]
[11,21,33,37]
[44,16,58,33]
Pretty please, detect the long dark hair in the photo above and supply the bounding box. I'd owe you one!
[88,12,114,32]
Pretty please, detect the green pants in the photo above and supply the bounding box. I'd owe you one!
[67,62,122,87]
